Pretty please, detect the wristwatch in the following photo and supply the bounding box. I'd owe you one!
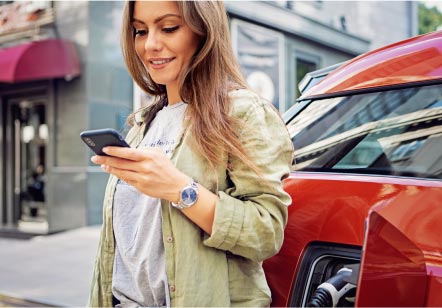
[171,179,199,209]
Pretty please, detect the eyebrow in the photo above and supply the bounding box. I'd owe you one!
[131,13,181,25]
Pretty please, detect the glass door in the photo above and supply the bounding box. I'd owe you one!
[5,98,48,232]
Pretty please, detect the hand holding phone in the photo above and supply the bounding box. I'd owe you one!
[80,128,130,156]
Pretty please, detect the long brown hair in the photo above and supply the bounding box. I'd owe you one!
[121,1,257,172]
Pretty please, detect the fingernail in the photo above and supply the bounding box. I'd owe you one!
[91,156,98,163]
[101,165,107,171]
[102,147,109,153]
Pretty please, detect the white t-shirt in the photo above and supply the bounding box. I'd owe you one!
[112,102,187,307]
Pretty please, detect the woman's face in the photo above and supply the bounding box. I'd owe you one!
[132,1,200,93]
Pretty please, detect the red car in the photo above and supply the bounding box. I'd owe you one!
[264,31,442,307]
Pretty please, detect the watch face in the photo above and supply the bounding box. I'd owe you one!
[181,187,198,206]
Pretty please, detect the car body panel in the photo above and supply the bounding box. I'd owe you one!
[301,31,442,99]
[356,186,442,306]
[264,172,442,306]
[427,275,442,306]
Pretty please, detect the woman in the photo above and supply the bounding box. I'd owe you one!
[88,1,293,307]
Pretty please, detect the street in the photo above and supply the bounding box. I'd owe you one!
[0,294,54,307]
[0,226,100,306]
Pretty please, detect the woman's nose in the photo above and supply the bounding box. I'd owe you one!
[145,31,161,51]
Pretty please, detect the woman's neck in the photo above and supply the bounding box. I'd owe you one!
[166,84,182,105]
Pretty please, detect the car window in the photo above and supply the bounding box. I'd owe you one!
[288,84,442,179]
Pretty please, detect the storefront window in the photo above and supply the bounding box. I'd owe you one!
[296,57,317,98]
[231,19,284,111]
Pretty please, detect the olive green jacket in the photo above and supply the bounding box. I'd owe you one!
[87,89,293,307]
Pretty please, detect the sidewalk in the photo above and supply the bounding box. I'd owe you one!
[0,226,101,307]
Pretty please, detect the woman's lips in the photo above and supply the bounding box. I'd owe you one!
[149,57,175,68]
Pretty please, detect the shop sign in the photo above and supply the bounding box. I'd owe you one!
[0,1,54,42]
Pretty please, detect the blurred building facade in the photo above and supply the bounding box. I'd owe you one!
[0,1,417,235]
[227,1,418,111]
[0,1,130,235]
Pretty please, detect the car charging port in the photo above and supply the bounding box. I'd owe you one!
[308,263,360,307]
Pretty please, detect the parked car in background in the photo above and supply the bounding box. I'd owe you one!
[263,31,442,307]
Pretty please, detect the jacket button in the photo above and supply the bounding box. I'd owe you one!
[166,236,173,243]
[170,285,176,292]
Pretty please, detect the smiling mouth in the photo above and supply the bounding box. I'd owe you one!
[150,58,175,65]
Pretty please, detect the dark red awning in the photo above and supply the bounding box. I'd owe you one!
[0,39,80,83]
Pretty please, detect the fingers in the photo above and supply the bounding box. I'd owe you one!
[101,164,139,186]
[102,146,146,161]
[91,155,141,172]
[91,147,163,168]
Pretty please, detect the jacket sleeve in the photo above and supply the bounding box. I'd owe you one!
[203,96,293,262]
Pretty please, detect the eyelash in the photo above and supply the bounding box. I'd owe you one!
[163,26,179,33]
[134,29,147,36]
[133,26,179,37]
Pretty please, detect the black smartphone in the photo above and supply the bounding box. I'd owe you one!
[80,128,130,156]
